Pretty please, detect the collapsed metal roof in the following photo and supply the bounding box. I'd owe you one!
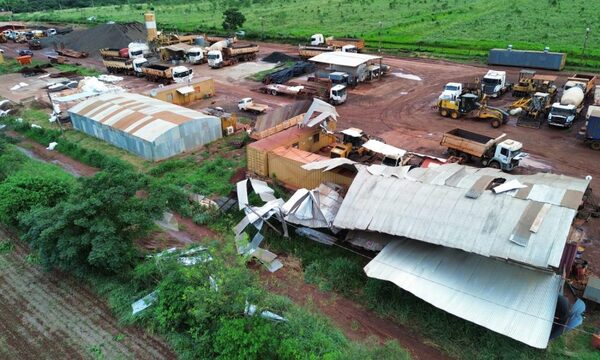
[365,239,562,349]
[334,164,590,269]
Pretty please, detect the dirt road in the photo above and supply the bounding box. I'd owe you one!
[0,231,176,360]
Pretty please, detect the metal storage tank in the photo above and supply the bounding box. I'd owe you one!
[488,49,566,71]
[68,92,222,161]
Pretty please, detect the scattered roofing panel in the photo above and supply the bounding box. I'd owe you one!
[309,52,382,67]
[334,164,590,269]
[365,239,561,348]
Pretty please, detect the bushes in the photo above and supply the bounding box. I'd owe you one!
[0,173,73,226]
[304,257,365,297]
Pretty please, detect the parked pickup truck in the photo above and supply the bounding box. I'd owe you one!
[238,98,269,114]
[440,128,527,172]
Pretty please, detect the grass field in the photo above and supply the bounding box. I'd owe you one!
[6,0,600,68]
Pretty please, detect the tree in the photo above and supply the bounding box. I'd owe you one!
[0,173,72,226]
[19,167,160,275]
[222,8,245,32]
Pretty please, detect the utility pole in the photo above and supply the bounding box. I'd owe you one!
[378,21,382,53]
[260,17,264,41]
[583,27,591,65]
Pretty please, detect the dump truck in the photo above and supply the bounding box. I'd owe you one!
[298,45,335,58]
[100,48,130,59]
[440,128,526,171]
[547,86,585,128]
[260,83,347,105]
[186,47,205,64]
[237,98,268,114]
[140,64,193,84]
[437,94,509,128]
[103,57,148,76]
[580,106,600,150]
[325,37,365,52]
[565,74,596,96]
[207,43,259,68]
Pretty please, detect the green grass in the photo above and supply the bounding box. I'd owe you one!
[53,63,102,77]
[7,0,600,69]
[0,59,44,75]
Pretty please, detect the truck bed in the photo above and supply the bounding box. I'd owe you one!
[440,128,496,158]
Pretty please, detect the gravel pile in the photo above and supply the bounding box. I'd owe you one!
[40,22,147,59]
[262,51,300,63]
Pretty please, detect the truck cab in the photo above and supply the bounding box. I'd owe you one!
[481,70,507,98]
[207,50,223,68]
[128,44,148,59]
[132,57,148,75]
[341,44,357,53]
[329,84,347,105]
[439,82,463,100]
[582,106,600,150]
[172,66,193,83]
[310,34,325,46]
[329,72,349,85]
[548,103,577,127]
[491,139,526,171]
[46,28,57,37]
[186,47,204,64]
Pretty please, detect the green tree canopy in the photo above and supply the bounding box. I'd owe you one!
[222,8,245,32]
[19,167,160,275]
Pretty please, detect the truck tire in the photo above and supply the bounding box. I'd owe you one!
[450,111,459,119]
[488,161,500,169]
[490,118,502,128]
[440,109,448,117]
[591,141,600,151]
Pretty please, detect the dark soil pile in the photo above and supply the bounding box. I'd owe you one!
[262,51,300,63]
[40,22,147,59]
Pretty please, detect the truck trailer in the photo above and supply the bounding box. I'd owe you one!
[207,43,259,68]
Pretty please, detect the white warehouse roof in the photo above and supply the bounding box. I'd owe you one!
[334,163,589,269]
[309,51,382,67]
[365,239,562,349]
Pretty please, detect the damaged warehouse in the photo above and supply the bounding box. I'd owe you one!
[331,163,591,348]
[68,92,222,161]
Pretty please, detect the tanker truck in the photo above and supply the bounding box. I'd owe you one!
[547,86,585,128]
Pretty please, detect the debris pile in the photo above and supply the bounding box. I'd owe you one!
[262,62,315,84]
[262,51,300,64]
[40,22,147,58]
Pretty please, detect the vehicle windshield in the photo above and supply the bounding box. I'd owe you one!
[482,78,501,85]
[207,54,220,60]
[174,69,192,78]
[551,107,575,117]
[130,50,143,56]
[445,85,459,91]
[188,52,201,57]
[332,89,346,97]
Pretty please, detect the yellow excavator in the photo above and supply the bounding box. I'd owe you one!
[437,94,509,128]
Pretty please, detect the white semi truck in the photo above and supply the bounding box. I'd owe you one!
[481,70,510,98]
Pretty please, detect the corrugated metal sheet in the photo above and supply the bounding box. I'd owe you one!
[334,164,590,269]
[68,92,221,161]
[365,239,561,349]
[488,49,566,71]
[254,101,311,132]
[309,52,382,67]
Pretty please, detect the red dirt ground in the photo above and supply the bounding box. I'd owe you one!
[0,229,176,359]
[259,255,450,360]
